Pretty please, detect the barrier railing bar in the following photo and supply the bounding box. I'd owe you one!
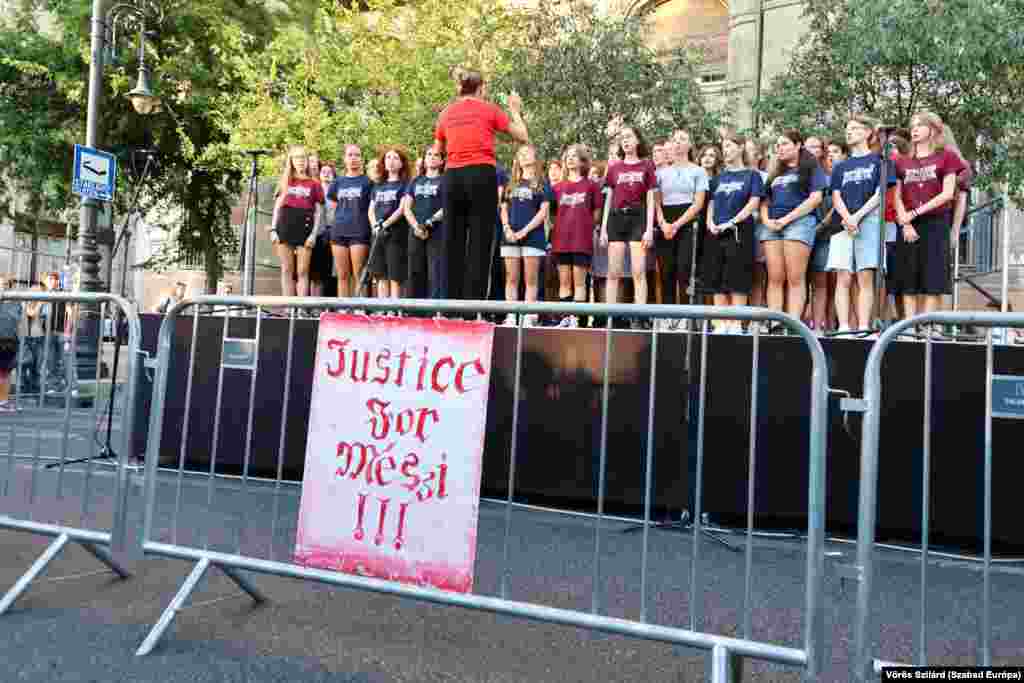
[743,325,760,639]
[269,309,297,562]
[639,325,658,623]
[237,307,263,554]
[80,301,107,525]
[136,556,211,657]
[202,314,230,551]
[981,328,994,666]
[690,320,710,631]
[38,297,53,409]
[56,299,80,500]
[803,306,830,682]
[28,425,41,514]
[173,307,201,546]
[139,541,808,667]
[918,334,933,665]
[591,317,613,616]
[3,422,13,498]
[0,533,70,615]
[499,315,525,600]
[854,311,1024,682]
[140,296,830,674]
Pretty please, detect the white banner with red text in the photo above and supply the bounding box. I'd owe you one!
[295,314,494,593]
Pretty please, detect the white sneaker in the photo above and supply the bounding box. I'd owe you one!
[502,313,517,327]
[523,314,538,327]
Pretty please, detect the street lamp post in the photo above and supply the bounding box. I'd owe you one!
[74,0,159,385]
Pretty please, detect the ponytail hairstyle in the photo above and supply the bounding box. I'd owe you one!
[846,114,879,154]
[454,67,484,96]
[562,143,592,180]
[422,143,445,174]
[511,144,543,192]
[720,130,750,168]
[277,144,308,197]
[766,130,817,195]
[671,128,697,163]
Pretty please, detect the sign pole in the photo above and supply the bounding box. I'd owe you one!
[73,0,109,386]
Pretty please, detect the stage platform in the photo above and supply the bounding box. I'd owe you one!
[135,314,1024,554]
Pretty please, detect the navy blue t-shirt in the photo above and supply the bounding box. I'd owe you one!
[326,175,372,239]
[710,169,765,227]
[766,165,828,220]
[371,180,408,234]
[503,180,552,250]
[829,153,897,214]
[407,175,445,227]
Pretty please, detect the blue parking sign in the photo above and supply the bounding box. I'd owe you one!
[72,144,117,201]
[991,375,1024,420]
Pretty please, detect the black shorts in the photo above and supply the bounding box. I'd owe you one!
[277,206,315,247]
[309,235,334,281]
[893,213,951,295]
[0,337,17,372]
[371,228,409,282]
[656,204,700,273]
[555,252,591,267]
[607,209,647,243]
[700,223,754,295]
[330,235,370,249]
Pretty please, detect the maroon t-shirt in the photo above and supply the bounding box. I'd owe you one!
[895,150,965,217]
[551,178,603,255]
[281,178,325,210]
[605,159,657,210]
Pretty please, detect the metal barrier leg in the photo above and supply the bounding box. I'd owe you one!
[77,541,131,579]
[0,533,70,614]
[136,557,211,656]
[219,565,268,605]
[711,644,743,683]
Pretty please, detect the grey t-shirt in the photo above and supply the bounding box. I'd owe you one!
[657,165,710,206]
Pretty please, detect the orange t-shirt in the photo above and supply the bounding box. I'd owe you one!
[434,98,511,169]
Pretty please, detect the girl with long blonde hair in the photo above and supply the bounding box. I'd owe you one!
[270,145,325,297]
[892,111,966,324]
[499,144,551,326]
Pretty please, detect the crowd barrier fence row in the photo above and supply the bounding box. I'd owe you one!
[137,296,830,682]
[0,291,141,614]
[850,311,1024,682]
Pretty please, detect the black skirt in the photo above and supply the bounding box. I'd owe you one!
[277,206,315,247]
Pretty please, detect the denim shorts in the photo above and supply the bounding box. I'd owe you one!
[825,211,884,272]
[757,214,817,247]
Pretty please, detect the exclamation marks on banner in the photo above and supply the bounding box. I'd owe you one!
[353,493,410,550]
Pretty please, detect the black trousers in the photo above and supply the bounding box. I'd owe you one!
[443,165,498,301]
[408,229,447,299]
[655,204,698,305]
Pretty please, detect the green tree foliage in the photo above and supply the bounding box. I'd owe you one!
[228,0,525,171]
[0,0,285,290]
[754,0,1024,199]
[493,1,725,164]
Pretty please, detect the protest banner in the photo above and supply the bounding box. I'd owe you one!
[295,314,494,593]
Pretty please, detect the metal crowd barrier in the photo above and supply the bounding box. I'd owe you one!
[0,291,142,614]
[139,296,830,682]
[851,311,1024,681]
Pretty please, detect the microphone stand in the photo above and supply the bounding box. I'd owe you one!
[49,151,155,469]
[240,150,270,297]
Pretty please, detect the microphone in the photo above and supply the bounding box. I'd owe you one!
[243,149,273,155]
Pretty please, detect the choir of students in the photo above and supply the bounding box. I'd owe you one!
[271,102,972,336]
